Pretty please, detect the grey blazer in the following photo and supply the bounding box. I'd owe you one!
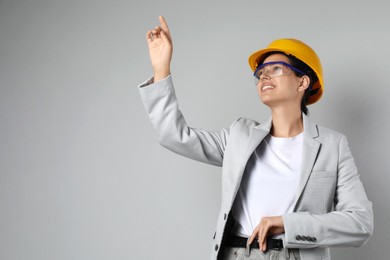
[139,75,373,260]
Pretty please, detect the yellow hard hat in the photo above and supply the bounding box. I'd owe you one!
[248,38,323,105]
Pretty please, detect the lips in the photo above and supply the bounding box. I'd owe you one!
[261,84,275,91]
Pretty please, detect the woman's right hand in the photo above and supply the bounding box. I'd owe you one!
[146,16,173,82]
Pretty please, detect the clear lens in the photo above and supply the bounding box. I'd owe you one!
[254,63,292,79]
[253,61,306,86]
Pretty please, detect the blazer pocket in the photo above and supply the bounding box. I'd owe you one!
[309,170,336,179]
[301,171,337,213]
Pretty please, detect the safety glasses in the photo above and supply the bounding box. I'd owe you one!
[253,61,306,85]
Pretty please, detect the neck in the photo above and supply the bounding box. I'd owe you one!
[270,106,304,137]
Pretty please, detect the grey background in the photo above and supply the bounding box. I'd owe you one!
[0,0,389,259]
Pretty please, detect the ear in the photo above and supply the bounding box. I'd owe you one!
[298,75,310,92]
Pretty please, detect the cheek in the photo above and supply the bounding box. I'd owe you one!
[279,79,299,94]
[256,84,261,94]
[257,86,268,101]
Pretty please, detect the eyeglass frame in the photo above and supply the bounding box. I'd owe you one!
[253,61,306,80]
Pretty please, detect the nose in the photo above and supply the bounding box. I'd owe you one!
[259,72,271,81]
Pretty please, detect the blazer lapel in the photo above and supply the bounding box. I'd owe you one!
[293,114,321,210]
[249,117,272,152]
[230,117,272,196]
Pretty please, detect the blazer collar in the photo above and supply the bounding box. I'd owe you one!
[254,116,272,132]
[254,113,319,138]
[302,113,319,140]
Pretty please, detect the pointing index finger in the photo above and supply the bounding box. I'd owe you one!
[159,16,170,33]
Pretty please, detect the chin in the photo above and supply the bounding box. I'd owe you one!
[259,95,273,106]
[259,96,287,109]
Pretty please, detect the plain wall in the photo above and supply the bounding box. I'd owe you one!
[1,0,389,259]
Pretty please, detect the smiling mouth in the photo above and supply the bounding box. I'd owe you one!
[261,85,275,91]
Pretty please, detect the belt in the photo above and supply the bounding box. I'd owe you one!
[225,235,284,251]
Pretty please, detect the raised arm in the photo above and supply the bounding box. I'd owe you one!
[140,17,233,166]
[146,16,173,82]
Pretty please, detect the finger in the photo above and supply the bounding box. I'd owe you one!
[146,30,153,42]
[259,222,267,251]
[150,29,160,40]
[154,26,162,34]
[151,28,159,36]
[261,238,267,252]
[258,224,264,251]
[259,219,267,251]
[248,228,258,246]
[159,16,170,32]
[248,233,254,246]
[159,16,171,37]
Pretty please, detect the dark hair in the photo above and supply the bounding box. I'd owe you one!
[260,52,319,115]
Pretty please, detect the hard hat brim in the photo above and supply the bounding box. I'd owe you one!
[248,47,292,72]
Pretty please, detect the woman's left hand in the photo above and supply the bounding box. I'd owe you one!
[248,216,285,251]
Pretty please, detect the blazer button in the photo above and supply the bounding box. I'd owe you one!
[215,244,219,251]
[213,231,216,239]
[312,237,317,242]
[295,235,302,241]
[302,236,308,241]
[224,213,227,220]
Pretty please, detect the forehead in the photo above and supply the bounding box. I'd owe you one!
[263,53,290,64]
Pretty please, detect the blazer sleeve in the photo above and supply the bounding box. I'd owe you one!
[138,75,232,167]
[282,135,374,248]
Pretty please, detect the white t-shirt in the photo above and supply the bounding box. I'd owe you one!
[231,132,304,237]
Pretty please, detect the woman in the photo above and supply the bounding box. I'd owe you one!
[139,16,373,260]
